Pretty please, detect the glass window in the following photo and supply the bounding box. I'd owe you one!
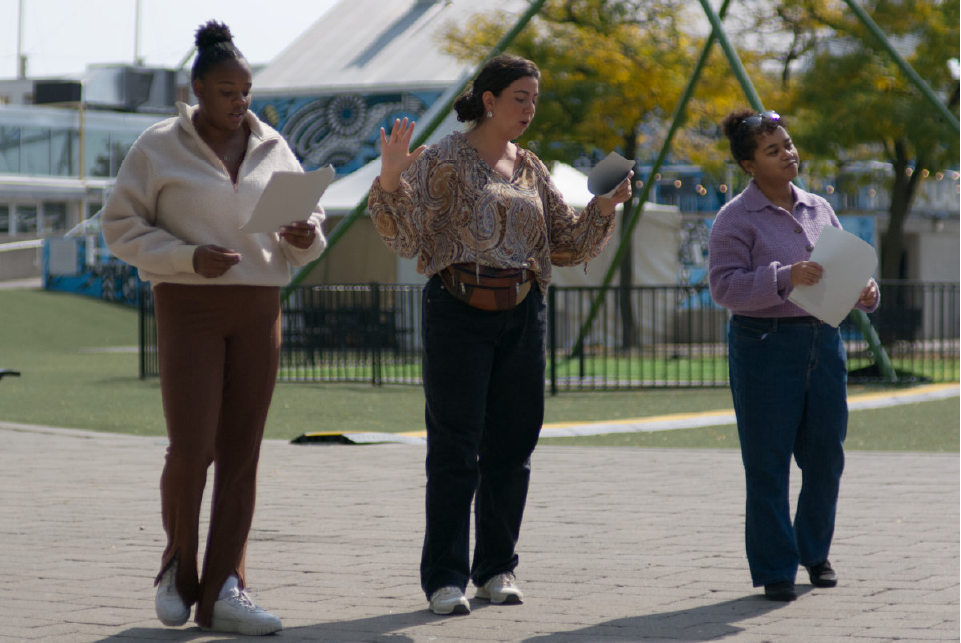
[50,129,76,177]
[0,205,9,234]
[21,127,52,175]
[85,129,113,178]
[0,125,20,173]
[42,202,68,233]
[15,205,39,235]
[108,133,138,177]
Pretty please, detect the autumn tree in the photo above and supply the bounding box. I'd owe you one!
[441,0,754,344]
[750,0,960,282]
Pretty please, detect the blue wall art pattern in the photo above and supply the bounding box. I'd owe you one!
[252,91,442,174]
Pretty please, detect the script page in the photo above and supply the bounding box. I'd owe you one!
[787,225,878,327]
[241,165,336,234]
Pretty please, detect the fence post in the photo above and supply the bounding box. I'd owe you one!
[548,285,557,396]
[371,282,382,387]
[138,286,146,379]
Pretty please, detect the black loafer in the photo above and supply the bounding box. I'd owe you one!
[763,581,797,601]
[806,560,838,587]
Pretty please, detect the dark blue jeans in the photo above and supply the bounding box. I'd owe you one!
[420,275,546,598]
[728,315,847,587]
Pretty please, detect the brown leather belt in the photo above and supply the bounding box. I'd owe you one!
[439,262,535,311]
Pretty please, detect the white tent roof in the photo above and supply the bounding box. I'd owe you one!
[254,0,529,96]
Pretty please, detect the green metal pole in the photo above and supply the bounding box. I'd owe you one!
[842,0,959,136]
[697,0,896,383]
[695,0,764,110]
[282,0,549,301]
[571,0,898,383]
[569,0,733,358]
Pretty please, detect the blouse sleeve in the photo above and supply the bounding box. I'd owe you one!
[532,158,616,267]
[367,146,450,260]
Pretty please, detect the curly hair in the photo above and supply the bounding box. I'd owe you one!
[721,109,788,170]
[453,54,540,125]
[191,21,246,82]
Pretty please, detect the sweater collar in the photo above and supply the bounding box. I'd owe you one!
[176,101,272,143]
[741,179,817,213]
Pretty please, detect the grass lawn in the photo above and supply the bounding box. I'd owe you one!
[1,288,957,451]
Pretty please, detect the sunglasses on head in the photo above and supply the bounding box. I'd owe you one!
[740,110,780,128]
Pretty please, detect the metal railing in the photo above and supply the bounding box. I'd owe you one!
[139,281,960,390]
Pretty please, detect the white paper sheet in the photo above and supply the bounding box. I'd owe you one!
[787,225,878,327]
[240,165,336,233]
[587,152,634,197]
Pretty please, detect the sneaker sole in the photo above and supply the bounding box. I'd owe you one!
[430,603,470,615]
[202,619,283,635]
[474,590,523,605]
[155,604,190,627]
[157,614,189,627]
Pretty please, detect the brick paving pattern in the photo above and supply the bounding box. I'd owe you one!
[0,423,957,642]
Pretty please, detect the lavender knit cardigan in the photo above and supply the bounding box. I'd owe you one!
[708,181,879,318]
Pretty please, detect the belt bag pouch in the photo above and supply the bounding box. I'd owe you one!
[440,263,533,311]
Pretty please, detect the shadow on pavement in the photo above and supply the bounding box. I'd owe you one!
[83,592,803,642]
[88,610,431,642]
[519,594,797,642]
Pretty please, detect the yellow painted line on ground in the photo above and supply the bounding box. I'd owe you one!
[394,383,959,439]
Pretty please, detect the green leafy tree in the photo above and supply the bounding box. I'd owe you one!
[765,0,960,283]
[441,0,756,344]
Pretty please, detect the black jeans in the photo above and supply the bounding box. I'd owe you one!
[420,275,546,598]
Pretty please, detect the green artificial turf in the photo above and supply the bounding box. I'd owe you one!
[1,288,957,451]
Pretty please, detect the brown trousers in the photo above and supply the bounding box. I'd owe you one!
[152,284,281,627]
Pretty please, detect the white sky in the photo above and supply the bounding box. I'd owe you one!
[0,0,339,79]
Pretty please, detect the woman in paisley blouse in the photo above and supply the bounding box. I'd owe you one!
[368,54,632,616]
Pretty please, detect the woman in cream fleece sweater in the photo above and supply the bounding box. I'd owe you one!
[101,21,324,636]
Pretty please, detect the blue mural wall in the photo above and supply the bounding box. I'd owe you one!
[251,91,442,174]
[43,235,141,306]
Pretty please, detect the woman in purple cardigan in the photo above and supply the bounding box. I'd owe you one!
[708,109,879,602]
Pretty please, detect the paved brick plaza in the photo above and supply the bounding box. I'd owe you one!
[0,422,957,642]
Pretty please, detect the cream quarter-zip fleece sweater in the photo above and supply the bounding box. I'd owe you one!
[102,102,325,287]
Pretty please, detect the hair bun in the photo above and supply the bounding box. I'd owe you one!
[194,21,233,49]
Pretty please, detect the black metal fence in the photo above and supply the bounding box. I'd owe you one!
[139,281,960,390]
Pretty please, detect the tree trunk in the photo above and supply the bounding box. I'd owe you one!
[879,140,920,281]
[877,139,923,345]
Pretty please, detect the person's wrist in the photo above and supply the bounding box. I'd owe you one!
[379,172,401,193]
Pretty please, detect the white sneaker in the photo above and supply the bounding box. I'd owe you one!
[428,586,470,615]
[475,572,523,604]
[155,560,190,627]
[203,576,282,636]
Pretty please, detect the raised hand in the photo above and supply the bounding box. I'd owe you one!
[378,117,427,192]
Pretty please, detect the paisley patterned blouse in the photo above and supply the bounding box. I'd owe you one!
[367,131,617,292]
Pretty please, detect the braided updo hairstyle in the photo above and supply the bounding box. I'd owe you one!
[453,54,540,126]
[721,109,788,171]
[191,21,247,82]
